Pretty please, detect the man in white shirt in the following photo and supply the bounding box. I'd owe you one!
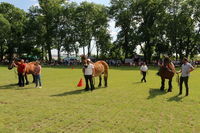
[177,57,194,96]
[140,62,148,82]
[82,59,95,91]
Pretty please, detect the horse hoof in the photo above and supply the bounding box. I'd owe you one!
[26,83,29,85]
[160,88,164,91]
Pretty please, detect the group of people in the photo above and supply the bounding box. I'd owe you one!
[140,57,194,96]
[11,57,195,96]
[12,59,42,88]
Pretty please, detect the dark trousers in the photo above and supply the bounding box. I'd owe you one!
[18,73,25,87]
[180,76,189,95]
[141,71,147,82]
[84,75,94,91]
[35,75,42,87]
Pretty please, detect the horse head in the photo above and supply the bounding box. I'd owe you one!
[80,55,88,67]
[8,58,20,70]
[163,56,171,66]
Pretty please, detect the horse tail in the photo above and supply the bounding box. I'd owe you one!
[101,61,109,77]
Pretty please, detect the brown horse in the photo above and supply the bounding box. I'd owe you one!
[81,55,109,87]
[8,60,37,85]
[158,57,176,92]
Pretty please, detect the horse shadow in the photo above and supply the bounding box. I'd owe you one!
[167,94,185,102]
[0,83,33,90]
[147,88,167,99]
[0,83,18,90]
[51,86,106,97]
[51,89,86,97]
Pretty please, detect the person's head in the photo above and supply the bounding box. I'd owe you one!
[182,57,188,64]
[20,59,24,64]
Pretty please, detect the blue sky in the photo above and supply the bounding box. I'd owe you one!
[0,0,110,11]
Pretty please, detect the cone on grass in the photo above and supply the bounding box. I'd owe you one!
[77,78,83,87]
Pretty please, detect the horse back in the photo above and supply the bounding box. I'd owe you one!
[93,61,109,77]
[25,62,36,74]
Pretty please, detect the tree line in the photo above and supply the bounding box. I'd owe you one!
[0,0,200,63]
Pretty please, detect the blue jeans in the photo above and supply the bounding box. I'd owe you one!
[35,75,42,87]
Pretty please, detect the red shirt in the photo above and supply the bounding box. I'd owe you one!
[18,63,26,73]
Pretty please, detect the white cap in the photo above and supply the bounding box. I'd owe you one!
[87,59,91,62]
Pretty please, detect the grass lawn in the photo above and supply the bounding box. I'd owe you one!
[0,65,200,133]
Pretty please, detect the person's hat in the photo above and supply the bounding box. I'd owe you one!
[87,59,91,62]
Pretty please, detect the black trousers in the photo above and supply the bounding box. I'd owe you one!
[18,73,25,87]
[84,75,94,91]
[141,71,147,82]
[180,76,189,95]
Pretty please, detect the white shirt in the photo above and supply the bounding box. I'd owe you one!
[84,63,94,75]
[140,65,148,72]
[181,62,194,77]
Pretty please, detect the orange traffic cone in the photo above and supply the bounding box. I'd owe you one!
[77,78,83,87]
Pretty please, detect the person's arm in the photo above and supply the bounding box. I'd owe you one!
[12,61,18,67]
[189,64,194,72]
[23,65,26,75]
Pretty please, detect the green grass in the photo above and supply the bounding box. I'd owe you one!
[0,66,200,133]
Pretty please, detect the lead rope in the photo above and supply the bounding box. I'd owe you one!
[176,73,180,87]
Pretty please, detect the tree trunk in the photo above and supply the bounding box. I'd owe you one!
[87,39,91,57]
[83,46,85,55]
[57,46,61,62]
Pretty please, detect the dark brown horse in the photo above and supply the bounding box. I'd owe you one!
[8,60,37,85]
[81,55,109,87]
[158,57,176,92]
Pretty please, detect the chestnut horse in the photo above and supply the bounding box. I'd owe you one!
[8,60,36,85]
[158,57,176,92]
[81,55,109,87]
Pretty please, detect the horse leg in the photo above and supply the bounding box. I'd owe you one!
[168,79,172,92]
[32,74,36,83]
[104,76,108,87]
[160,78,165,91]
[25,74,29,85]
[98,75,102,87]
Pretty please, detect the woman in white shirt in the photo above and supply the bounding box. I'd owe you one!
[82,59,95,91]
[140,62,148,82]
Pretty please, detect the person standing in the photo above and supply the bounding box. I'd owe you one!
[34,61,42,88]
[82,59,95,91]
[140,62,148,82]
[177,57,194,96]
[13,59,26,87]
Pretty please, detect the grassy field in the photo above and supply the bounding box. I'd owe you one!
[0,65,200,133]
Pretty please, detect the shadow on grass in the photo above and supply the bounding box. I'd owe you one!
[133,82,142,84]
[0,83,18,90]
[147,88,167,99]
[167,94,185,102]
[51,89,86,97]
[51,87,106,97]
[0,83,33,90]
